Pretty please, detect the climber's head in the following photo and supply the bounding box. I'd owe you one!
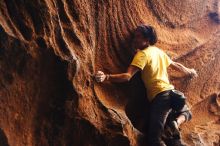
[132,25,157,50]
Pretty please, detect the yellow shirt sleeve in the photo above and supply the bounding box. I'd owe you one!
[130,51,148,70]
[164,52,173,67]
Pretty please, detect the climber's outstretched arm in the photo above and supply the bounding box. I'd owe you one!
[95,65,140,83]
[169,61,198,78]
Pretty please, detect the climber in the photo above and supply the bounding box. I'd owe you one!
[95,25,197,146]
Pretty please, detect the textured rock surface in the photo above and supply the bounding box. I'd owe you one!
[0,0,220,146]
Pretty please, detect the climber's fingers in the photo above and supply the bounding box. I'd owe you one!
[95,71,106,82]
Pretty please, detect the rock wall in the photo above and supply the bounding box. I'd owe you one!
[0,0,220,146]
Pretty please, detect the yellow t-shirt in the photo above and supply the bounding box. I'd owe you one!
[131,46,174,101]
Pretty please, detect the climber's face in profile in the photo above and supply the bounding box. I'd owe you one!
[132,29,149,51]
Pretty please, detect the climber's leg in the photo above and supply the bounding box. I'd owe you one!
[177,104,192,124]
[147,90,172,146]
[163,104,192,146]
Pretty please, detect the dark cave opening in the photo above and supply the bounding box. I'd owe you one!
[32,47,78,145]
[0,128,9,146]
[125,72,150,134]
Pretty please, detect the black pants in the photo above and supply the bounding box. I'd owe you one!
[147,90,192,146]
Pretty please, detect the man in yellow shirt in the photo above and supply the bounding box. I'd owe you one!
[95,25,197,146]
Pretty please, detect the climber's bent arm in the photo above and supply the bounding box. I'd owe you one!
[169,61,190,74]
[107,65,140,83]
[169,61,198,77]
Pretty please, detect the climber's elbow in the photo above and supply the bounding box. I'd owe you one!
[124,73,132,82]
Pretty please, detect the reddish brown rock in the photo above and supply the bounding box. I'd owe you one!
[0,0,220,146]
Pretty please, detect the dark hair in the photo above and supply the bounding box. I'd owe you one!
[136,25,158,45]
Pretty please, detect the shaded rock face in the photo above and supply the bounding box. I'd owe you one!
[0,0,220,146]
